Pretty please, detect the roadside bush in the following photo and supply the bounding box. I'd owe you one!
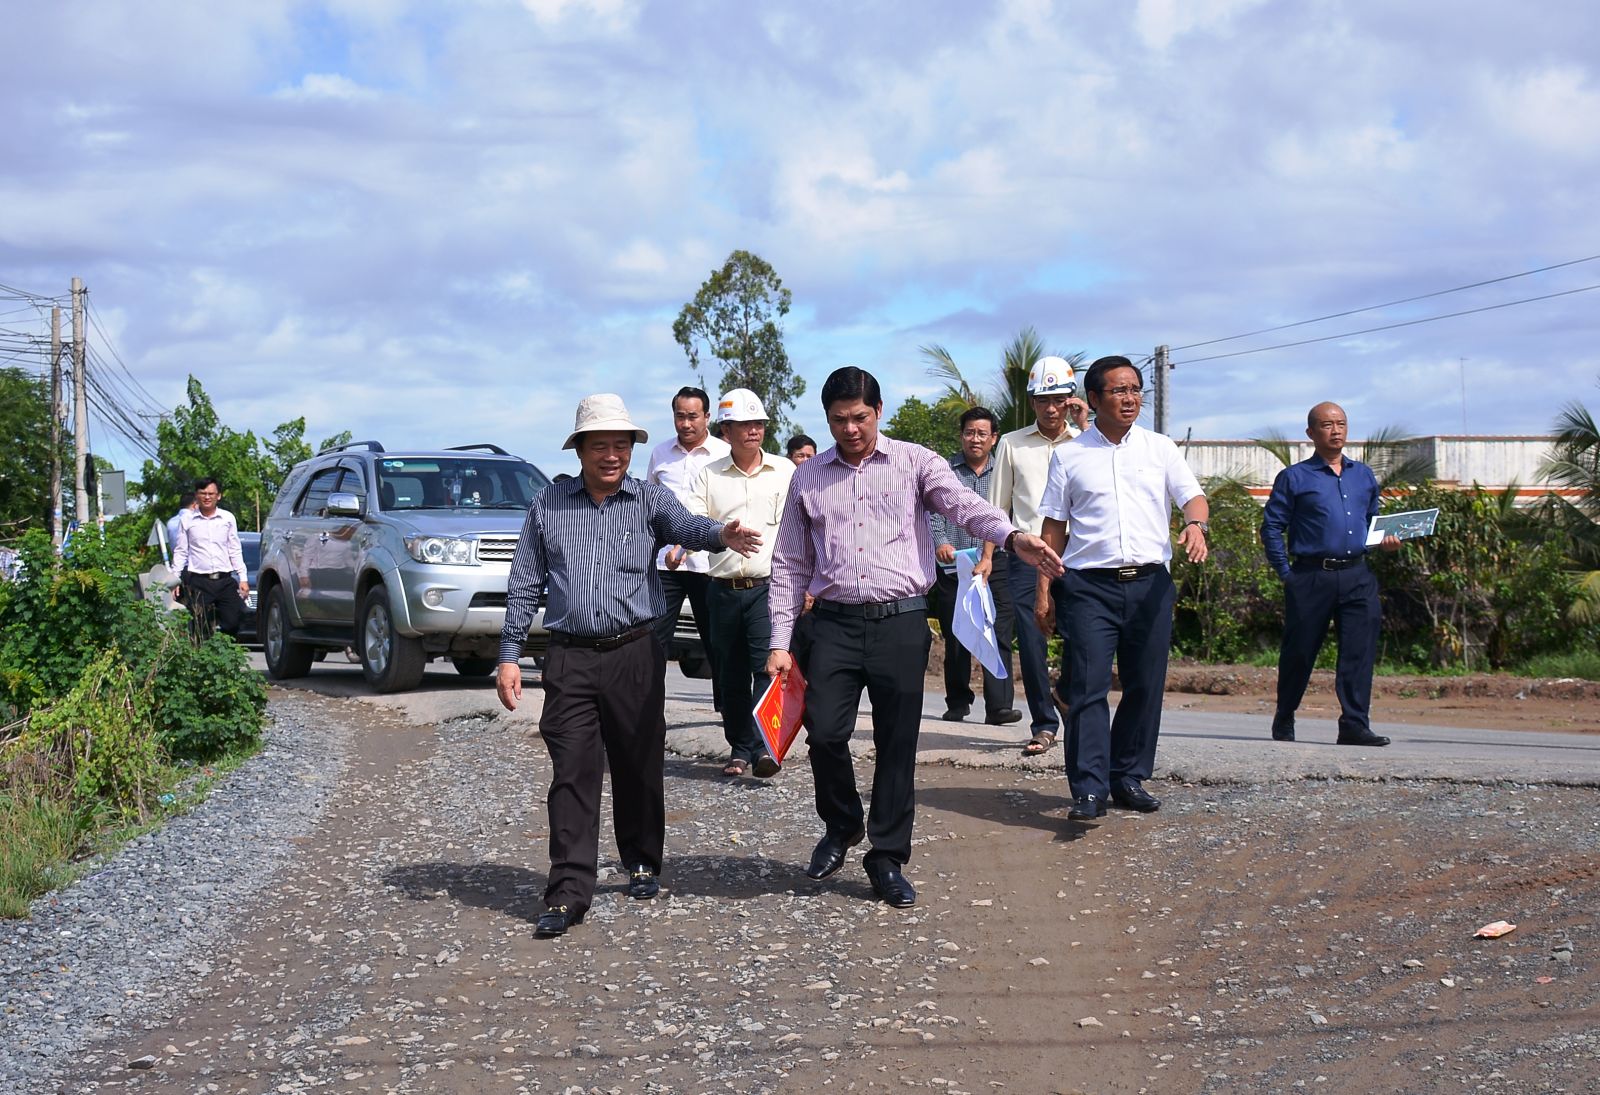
[150,630,267,759]
[1171,480,1280,662]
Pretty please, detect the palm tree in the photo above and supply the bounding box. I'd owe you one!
[1538,398,1600,613]
[922,327,1083,434]
[1250,424,1431,490]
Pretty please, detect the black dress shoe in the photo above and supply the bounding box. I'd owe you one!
[985,708,1023,726]
[753,754,781,779]
[866,863,917,908]
[1110,779,1161,813]
[1337,730,1391,747]
[1068,795,1106,821]
[941,704,970,722]
[1271,713,1295,742]
[805,828,865,880]
[534,905,584,938]
[627,866,660,900]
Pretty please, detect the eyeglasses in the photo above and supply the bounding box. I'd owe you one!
[960,430,994,439]
[1102,386,1146,399]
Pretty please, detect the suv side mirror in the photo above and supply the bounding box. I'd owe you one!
[326,491,364,517]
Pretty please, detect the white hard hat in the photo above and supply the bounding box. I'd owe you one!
[1027,356,1078,396]
[716,388,768,423]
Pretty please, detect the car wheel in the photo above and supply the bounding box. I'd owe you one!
[262,586,315,679]
[451,657,498,678]
[359,586,427,693]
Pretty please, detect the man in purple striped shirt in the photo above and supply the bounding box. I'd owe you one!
[766,367,1064,908]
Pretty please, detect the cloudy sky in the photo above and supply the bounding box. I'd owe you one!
[4,0,1599,480]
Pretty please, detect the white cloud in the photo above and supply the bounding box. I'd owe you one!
[1134,0,1270,50]
[273,73,381,101]
[1483,65,1600,156]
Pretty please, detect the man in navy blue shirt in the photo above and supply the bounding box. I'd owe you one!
[1261,402,1401,747]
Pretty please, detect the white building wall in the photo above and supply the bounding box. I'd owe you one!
[1176,436,1559,491]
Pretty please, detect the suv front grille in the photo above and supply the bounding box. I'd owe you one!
[476,535,520,563]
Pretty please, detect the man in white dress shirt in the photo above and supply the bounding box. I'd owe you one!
[646,386,731,678]
[686,388,795,778]
[172,476,249,638]
[1035,357,1209,822]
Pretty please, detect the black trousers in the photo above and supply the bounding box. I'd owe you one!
[931,560,1015,717]
[1276,561,1381,735]
[1055,568,1174,801]
[803,608,932,869]
[180,571,244,637]
[538,632,667,914]
[707,581,771,762]
[1008,553,1068,735]
[652,569,719,705]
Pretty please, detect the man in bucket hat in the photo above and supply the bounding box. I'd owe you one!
[498,393,763,938]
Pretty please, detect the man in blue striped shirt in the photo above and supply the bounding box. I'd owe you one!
[497,394,762,938]
[1261,402,1401,748]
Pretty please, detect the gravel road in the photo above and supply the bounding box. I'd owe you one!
[1,662,1596,1094]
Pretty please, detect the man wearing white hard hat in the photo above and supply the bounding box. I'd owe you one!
[988,355,1089,757]
[686,388,796,778]
[497,393,763,939]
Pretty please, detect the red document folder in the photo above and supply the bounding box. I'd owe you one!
[753,662,807,763]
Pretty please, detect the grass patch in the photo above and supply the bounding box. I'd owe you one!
[1516,649,1600,682]
[0,738,265,920]
[0,794,90,919]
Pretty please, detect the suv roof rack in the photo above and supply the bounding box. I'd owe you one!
[444,444,511,455]
[318,439,386,455]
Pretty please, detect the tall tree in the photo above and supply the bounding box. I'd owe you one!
[673,250,804,447]
[0,367,62,535]
[136,376,315,531]
[922,327,1081,434]
[882,395,959,456]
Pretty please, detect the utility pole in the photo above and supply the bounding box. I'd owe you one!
[50,306,64,546]
[72,277,89,526]
[1152,344,1172,435]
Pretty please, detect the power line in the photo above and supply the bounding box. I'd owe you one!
[1168,253,1600,354]
[1170,282,1600,366]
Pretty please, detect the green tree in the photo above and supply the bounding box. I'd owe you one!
[922,327,1083,434]
[135,377,314,531]
[882,395,959,456]
[0,367,63,536]
[672,250,804,448]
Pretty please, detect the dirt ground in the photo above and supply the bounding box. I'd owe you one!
[51,690,1599,1095]
[927,645,1600,734]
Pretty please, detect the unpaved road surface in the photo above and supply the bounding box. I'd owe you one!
[13,657,1600,1094]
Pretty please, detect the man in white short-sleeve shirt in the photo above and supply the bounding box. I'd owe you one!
[1035,356,1209,823]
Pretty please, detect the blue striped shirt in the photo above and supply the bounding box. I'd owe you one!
[498,475,726,661]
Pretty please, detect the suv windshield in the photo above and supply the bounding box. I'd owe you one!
[374,457,550,511]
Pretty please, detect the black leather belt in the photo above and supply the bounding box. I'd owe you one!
[549,625,652,651]
[1080,563,1165,581]
[184,570,233,581]
[812,595,927,620]
[1294,556,1364,572]
[712,576,769,590]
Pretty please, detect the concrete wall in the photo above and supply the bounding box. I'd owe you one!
[1176,436,1561,494]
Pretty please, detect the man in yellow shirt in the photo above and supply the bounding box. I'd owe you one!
[688,388,796,778]
[988,357,1088,756]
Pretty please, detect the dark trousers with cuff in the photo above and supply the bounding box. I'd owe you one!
[1008,553,1067,735]
[1056,568,1174,801]
[1276,561,1381,736]
[707,581,771,763]
[180,571,244,637]
[803,607,932,870]
[537,631,667,915]
[932,560,1015,717]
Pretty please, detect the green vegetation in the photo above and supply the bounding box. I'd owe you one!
[0,528,266,917]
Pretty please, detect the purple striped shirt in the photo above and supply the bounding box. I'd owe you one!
[768,435,1015,649]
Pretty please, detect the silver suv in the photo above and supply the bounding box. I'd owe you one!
[257,441,551,692]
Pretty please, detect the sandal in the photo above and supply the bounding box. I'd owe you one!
[722,758,749,777]
[1021,731,1057,757]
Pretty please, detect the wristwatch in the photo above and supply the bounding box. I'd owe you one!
[1004,530,1018,553]
[1185,520,1209,534]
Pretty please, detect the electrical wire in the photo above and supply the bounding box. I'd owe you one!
[1168,253,1600,354]
[1170,282,1600,366]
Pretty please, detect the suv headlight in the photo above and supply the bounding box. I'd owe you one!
[403,536,477,565]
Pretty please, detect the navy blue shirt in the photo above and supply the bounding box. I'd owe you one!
[499,475,724,659]
[1260,455,1380,579]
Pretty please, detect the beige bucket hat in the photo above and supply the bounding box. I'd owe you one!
[562,393,649,450]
